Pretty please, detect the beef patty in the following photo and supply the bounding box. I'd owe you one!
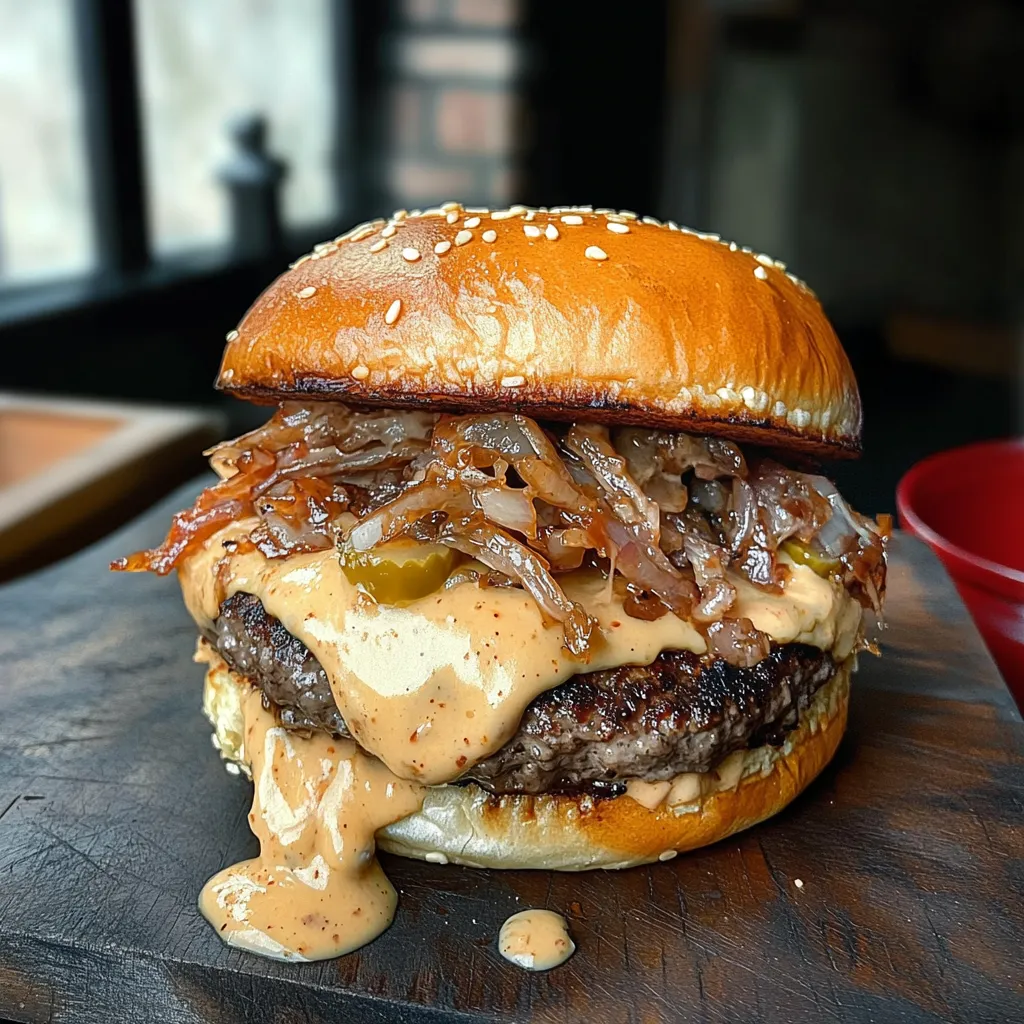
[209,591,350,737]
[209,592,835,795]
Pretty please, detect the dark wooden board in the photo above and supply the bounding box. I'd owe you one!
[1,480,1022,1024]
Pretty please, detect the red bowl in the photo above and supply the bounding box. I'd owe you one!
[896,439,1024,708]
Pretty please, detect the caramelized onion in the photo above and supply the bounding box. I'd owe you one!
[564,424,659,535]
[117,403,888,659]
[438,515,596,657]
[704,617,772,667]
[474,486,538,538]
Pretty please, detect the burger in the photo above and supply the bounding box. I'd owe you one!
[113,203,888,963]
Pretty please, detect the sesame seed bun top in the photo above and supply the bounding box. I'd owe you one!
[216,203,862,457]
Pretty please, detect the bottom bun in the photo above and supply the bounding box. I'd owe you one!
[202,651,851,871]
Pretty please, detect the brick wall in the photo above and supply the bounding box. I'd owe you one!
[383,0,523,209]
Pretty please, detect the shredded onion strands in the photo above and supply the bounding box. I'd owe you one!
[114,403,888,662]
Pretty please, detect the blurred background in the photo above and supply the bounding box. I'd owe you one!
[1,0,1022,576]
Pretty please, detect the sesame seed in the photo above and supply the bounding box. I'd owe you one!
[410,209,423,217]
[314,241,333,252]
[753,265,768,280]
[392,209,408,222]
[729,241,738,251]
[465,206,489,214]
[402,247,421,262]
[618,210,638,219]
[454,230,473,246]
[509,205,526,215]
[350,226,375,242]
[384,299,402,325]
[545,223,559,240]
[221,368,234,381]
[381,224,397,238]
[585,245,608,261]
[523,224,541,238]
[641,216,661,226]
[296,286,317,299]
[490,209,514,220]
[606,222,629,234]
[501,375,525,387]
[369,239,388,253]
[464,216,481,228]
[446,211,459,224]
[561,215,583,225]
[434,240,452,255]
[440,201,461,212]
[351,364,370,380]
[658,850,677,862]
[755,252,774,266]
[794,879,804,889]
[524,210,536,221]
[225,329,239,342]
[482,229,497,243]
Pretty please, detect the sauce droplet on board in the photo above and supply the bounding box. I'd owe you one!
[198,688,425,960]
[498,909,576,971]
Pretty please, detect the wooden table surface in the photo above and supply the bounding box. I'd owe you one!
[1,481,1021,1024]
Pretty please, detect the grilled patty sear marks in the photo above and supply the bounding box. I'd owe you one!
[209,592,834,795]
[210,592,350,738]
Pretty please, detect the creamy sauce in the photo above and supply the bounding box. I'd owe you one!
[198,686,425,960]
[183,524,860,961]
[180,520,859,786]
[498,910,575,971]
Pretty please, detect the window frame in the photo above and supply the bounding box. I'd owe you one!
[0,0,380,330]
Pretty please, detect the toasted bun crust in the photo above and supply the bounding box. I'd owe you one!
[203,656,850,871]
[217,205,861,456]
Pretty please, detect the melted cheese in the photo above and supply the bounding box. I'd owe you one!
[180,519,861,786]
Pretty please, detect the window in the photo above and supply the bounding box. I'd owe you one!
[0,0,93,283]
[134,0,337,254]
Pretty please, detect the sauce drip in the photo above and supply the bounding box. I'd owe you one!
[498,909,576,971]
[198,688,425,960]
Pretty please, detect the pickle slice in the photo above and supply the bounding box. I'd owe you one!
[340,541,457,603]
[781,540,840,578]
